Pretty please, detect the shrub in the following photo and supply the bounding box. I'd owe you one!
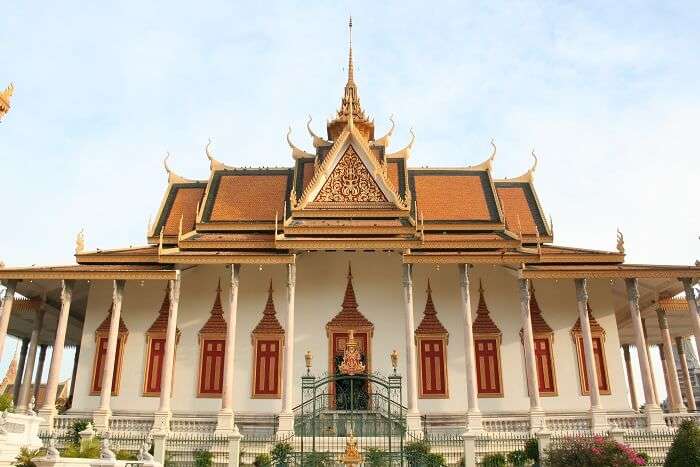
[254,453,272,467]
[0,392,13,412]
[68,419,90,447]
[194,449,213,467]
[424,452,447,467]
[270,442,294,466]
[524,437,539,463]
[404,440,430,466]
[61,438,100,459]
[301,451,332,466]
[545,435,646,467]
[481,453,506,467]
[115,449,137,460]
[665,419,700,466]
[13,447,43,467]
[365,447,390,467]
[507,449,529,466]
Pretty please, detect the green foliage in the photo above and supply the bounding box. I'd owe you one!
[545,435,646,467]
[0,392,13,412]
[254,453,272,467]
[365,447,390,467]
[13,447,43,467]
[664,420,700,466]
[61,438,100,459]
[271,442,294,465]
[115,449,137,460]
[507,449,529,466]
[68,419,90,447]
[481,453,507,467]
[404,440,431,466]
[301,451,332,466]
[524,437,539,462]
[424,452,447,467]
[194,449,213,467]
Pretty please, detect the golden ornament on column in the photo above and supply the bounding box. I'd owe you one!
[341,429,362,466]
[390,349,399,374]
[305,350,313,375]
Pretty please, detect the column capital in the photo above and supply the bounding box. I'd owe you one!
[656,308,669,330]
[458,263,470,288]
[574,278,588,303]
[517,278,530,299]
[287,263,296,287]
[402,263,413,287]
[625,278,639,302]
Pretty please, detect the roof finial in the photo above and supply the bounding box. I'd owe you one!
[348,15,354,84]
[347,261,353,278]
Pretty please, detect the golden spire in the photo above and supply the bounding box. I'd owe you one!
[348,16,354,84]
[0,83,14,122]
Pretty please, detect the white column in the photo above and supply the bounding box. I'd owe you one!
[518,278,544,431]
[681,278,700,354]
[13,338,29,407]
[18,307,45,411]
[676,337,697,412]
[39,279,73,425]
[574,279,607,431]
[278,264,296,433]
[33,344,47,403]
[401,264,421,432]
[217,264,240,434]
[458,265,482,432]
[625,278,664,429]
[642,319,660,405]
[154,274,181,433]
[0,280,18,359]
[94,279,125,430]
[657,309,685,412]
[622,344,638,411]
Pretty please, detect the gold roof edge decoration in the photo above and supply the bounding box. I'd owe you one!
[286,126,314,159]
[163,152,193,184]
[373,114,395,147]
[470,139,497,171]
[205,137,226,171]
[385,128,415,159]
[307,116,331,148]
[0,83,14,121]
[505,149,538,183]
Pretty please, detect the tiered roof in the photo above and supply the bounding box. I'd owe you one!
[199,280,227,335]
[252,281,285,335]
[327,265,374,331]
[415,280,448,337]
[473,281,501,335]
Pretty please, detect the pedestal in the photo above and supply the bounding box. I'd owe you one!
[215,410,234,435]
[529,408,546,433]
[465,409,483,434]
[590,407,608,433]
[276,413,294,435]
[92,409,110,432]
[38,407,57,430]
[152,411,171,435]
[406,413,422,433]
[645,405,666,431]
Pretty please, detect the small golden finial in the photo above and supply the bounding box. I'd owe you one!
[390,349,399,374]
[75,229,85,254]
[0,83,14,121]
[616,228,625,254]
[305,350,313,374]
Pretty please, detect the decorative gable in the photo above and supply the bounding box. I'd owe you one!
[415,280,448,339]
[314,146,388,204]
[326,264,374,334]
[252,281,285,336]
[571,305,605,335]
[520,284,553,338]
[473,281,501,335]
[96,305,129,337]
[200,280,227,336]
[147,282,181,337]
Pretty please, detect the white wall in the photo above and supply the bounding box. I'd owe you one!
[71,253,631,416]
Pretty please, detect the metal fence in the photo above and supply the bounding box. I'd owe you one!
[475,432,531,466]
[165,432,230,466]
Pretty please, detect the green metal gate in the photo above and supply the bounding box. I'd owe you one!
[293,370,407,465]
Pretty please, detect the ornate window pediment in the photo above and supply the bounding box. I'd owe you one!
[143,283,181,397]
[90,305,128,396]
[415,280,449,398]
[198,280,227,397]
[472,281,503,397]
[571,305,610,395]
[251,281,285,398]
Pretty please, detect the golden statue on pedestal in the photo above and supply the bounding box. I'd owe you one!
[341,429,362,466]
[339,330,366,375]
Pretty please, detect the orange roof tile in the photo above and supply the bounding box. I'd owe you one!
[302,162,315,192]
[495,183,547,237]
[147,283,181,335]
[412,172,498,222]
[96,305,129,335]
[200,280,228,335]
[208,173,289,222]
[571,305,605,334]
[387,161,401,193]
[415,280,448,336]
[252,281,285,335]
[162,186,206,236]
[327,265,374,330]
[473,281,500,335]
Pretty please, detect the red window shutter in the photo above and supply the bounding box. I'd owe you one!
[475,338,501,395]
[145,338,166,394]
[92,336,123,395]
[534,337,556,393]
[254,340,281,395]
[578,335,609,393]
[419,339,446,396]
[200,339,225,394]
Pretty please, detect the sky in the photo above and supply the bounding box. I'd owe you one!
[1,2,699,403]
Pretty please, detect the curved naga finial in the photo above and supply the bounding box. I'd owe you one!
[374,114,395,147]
[386,128,415,158]
[163,152,190,183]
[307,115,331,148]
[508,148,539,182]
[529,149,538,175]
[287,127,314,159]
[616,228,625,254]
[471,139,497,170]
[205,137,225,171]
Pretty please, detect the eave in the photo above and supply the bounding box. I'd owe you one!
[157,251,295,265]
[274,237,422,250]
[0,265,177,280]
[519,264,700,280]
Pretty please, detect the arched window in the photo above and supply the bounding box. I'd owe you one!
[415,281,449,398]
[571,305,610,395]
[90,306,128,396]
[520,285,557,396]
[473,281,503,397]
[143,283,181,396]
[198,280,227,397]
[251,282,285,398]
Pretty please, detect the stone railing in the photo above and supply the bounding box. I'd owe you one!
[608,413,647,430]
[109,415,154,433]
[170,416,217,433]
[664,412,700,428]
[545,414,592,432]
[483,416,530,433]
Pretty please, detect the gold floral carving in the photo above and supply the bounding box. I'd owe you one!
[338,330,366,376]
[314,147,387,203]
